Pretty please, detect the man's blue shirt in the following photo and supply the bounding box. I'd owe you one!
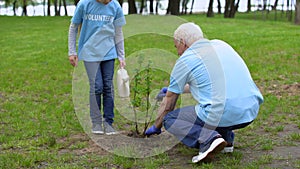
[168,39,263,127]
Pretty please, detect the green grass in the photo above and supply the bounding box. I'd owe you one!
[0,13,299,168]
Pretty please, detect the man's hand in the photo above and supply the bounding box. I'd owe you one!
[155,87,168,101]
[69,55,78,67]
[144,125,161,136]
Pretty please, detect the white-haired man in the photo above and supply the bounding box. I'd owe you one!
[145,22,264,163]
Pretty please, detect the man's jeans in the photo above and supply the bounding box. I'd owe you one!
[163,106,252,151]
[84,59,115,125]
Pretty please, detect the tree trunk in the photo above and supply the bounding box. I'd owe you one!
[247,0,251,12]
[273,0,279,10]
[139,0,144,14]
[63,0,68,16]
[156,0,159,14]
[149,0,154,14]
[128,0,137,14]
[167,0,180,15]
[190,0,195,14]
[74,0,80,6]
[58,0,61,16]
[295,0,300,24]
[229,0,236,17]
[217,0,222,14]
[47,0,51,16]
[22,0,27,16]
[234,0,240,13]
[54,0,59,16]
[224,0,237,18]
[224,0,230,17]
[207,0,214,17]
[118,0,123,7]
[263,0,267,10]
[181,0,188,14]
[43,0,46,16]
[13,0,17,16]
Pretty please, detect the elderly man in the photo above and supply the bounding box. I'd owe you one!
[145,23,263,163]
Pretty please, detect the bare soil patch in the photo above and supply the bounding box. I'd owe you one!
[60,128,299,168]
[260,82,300,99]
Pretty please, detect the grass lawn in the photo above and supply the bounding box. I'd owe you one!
[0,13,299,169]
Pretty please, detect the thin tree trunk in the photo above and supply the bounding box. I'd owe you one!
[273,0,279,10]
[22,0,27,16]
[43,0,46,16]
[295,0,300,25]
[288,0,293,21]
[118,0,123,6]
[247,0,251,12]
[166,0,170,14]
[13,0,17,16]
[149,0,154,14]
[139,0,144,14]
[235,0,240,12]
[156,0,159,14]
[224,0,237,18]
[54,0,58,16]
[63,0,67,16]
[217,0,221,14]
[58,0,61,16]
[263,0,267,10]
[190,0,195,14]
[207,0,214,17]
[74,0,80,6]
[224,0,230,17]
[47,0,51,16]
[181,0,188,14]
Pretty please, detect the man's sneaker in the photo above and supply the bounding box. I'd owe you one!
[92,124,104,134]
[192,137,227,163]
[221,145,234,153]
[222,132,235,153]
[104,122,118,135]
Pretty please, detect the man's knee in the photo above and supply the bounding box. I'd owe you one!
[163,111,179,130]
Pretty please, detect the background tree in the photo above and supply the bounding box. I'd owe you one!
[224,0,240,18]
[47,0,50,16]
[296,0,300,24]
[247,0,251,12]
[207,0,214,17]
[155,0,160,14]
[118,0,123,6]
[181,0,189,14]
[5,0,19,16]
[217,0,222,14]
[139,0,145,14]
[62,0,67,16]
[21,0,27,16]
[54,0,59,16]
[128,0,137,14]
[74,0,79,6]
[189,0,195,14]
[273,0,279,10]
[166,0,180,15]
[149,0,154,14]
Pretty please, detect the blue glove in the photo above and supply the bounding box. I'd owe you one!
[145,125,162,136]
[155,87,168,101]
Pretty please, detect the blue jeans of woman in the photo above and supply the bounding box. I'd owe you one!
[84,59,115,125]
[163,106,252,152]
